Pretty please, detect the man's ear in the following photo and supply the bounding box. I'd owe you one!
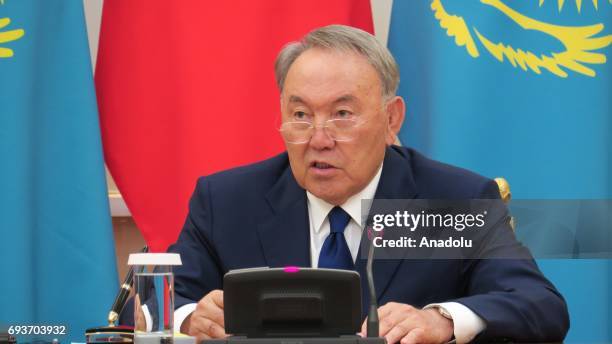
[385,96,406,145]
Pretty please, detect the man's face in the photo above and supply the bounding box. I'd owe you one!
[280,48,402,205]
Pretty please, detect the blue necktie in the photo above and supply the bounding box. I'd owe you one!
[318,206,354,270]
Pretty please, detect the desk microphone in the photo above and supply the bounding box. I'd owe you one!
[365,228,379,338]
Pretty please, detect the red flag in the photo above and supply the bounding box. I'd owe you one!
[96,0,373,252]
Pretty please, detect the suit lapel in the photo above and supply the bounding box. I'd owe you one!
[355,146,419,308]
[257,166,311,268]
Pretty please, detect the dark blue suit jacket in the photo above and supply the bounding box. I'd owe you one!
[168,146,569,342]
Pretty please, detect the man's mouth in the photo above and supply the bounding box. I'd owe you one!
[311,161,337,170]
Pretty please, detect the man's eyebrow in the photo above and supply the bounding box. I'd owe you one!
[332,95,357,104]
[288,95,305,104]
[287,94,357,104]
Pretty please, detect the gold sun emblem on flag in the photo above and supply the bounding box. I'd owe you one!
[432,0,612,77]
[0,0,25,58]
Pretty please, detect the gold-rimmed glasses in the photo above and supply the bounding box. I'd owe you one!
[279,118,367,144]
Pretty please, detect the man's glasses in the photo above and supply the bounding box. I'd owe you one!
[279,118,366,144]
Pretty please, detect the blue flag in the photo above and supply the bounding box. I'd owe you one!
[389,0,611,342]
[0,1,117,342]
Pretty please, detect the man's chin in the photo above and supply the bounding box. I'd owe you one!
[306,186,348,206]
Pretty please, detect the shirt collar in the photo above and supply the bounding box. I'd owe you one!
[307,162,383,233]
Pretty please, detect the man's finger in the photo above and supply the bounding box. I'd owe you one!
[362,303,411,337]
[211,290,224,308]
[384,320,415,344]
[135,307,147,332]
[188,316,210,339]
[377,305,398,333]
[379,307,415,337]
[400,328,425,344]
[378,314,399,337]
[190,316,227,339]
[377,302,397,318]
[359,317,379,337]
[200,298,225,327]
[379,307,412,337]
[360,319,366,337]
[195,291,225,327]
[359,317,370,337]
[194,332,211,343]
[207,320,227,338]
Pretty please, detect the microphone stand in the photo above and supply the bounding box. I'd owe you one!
[366,235,379,338]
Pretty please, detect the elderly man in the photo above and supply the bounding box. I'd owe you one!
[168,25,569,343]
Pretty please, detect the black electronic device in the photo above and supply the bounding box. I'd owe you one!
[223,267,362,339]
[206,235,385,344]
[85,326,133,343]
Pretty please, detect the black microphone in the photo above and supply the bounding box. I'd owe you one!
[366,228,379,338]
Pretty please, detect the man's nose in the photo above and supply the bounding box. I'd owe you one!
[308,125,335,150]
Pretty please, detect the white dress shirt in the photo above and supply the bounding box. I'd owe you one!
[173,162,486,343]
[306,163,383,266]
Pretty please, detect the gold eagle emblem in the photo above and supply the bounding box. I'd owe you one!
[0,0,25,58]
[432,0,612,77]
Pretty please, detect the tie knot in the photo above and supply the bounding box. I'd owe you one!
[328,206,351,233]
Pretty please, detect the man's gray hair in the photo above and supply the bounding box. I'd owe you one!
[274,25,400,98]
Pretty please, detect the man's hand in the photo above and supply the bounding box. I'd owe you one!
[133,294,147,332]
[181,290,228,341]
[360,302,453,344]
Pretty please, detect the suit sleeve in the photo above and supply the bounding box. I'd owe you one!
[168,177,224,309]
[454,180,570,342]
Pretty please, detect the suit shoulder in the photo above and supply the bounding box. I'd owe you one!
[194,151,290,194]
[394,146,499,198]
